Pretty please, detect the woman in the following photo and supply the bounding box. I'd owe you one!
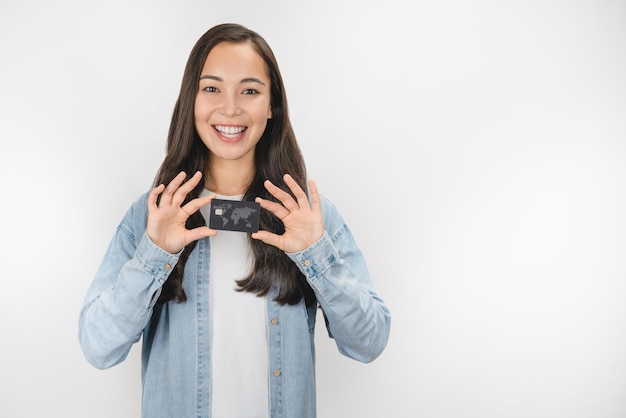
[79,23,390,418]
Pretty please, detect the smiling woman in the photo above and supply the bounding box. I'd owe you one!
[77,22,391,418]
[194,42,273,169]
[3,1,626,417]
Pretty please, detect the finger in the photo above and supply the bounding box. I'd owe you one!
[264,179,298,211]
[185,226,217,244]
[284,174,310,209]
[182,193,215,217]
[251,230,285,251]
[172,171,203,207]
[255,197,290,220]
[161,171,188,205]
[148,184,165,210]
[308,179,321,213]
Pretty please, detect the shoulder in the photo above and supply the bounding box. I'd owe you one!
[117,190,150,237]
[318,193,348,238]
[318,193,338,217]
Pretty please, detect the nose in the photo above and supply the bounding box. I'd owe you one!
[219,93,243,117]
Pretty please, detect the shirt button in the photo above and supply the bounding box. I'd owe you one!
[271,318,278,325]
[273,370,281,377]
[164,263,172,270]
[304,260,311,267]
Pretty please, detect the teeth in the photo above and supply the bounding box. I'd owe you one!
[215,125,246,136]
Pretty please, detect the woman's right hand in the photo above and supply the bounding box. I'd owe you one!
[146,171,216,254]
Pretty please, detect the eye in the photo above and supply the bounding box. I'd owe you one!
[242,88,259,95]
[202,86,218,93]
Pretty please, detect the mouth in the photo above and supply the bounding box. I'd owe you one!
[213,124,247,140]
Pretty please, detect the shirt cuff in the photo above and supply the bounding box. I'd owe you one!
[135,233,182,285]
[286,231,340,278]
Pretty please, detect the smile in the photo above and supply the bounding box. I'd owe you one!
[214,125,247,140]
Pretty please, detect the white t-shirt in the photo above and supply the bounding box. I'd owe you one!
[200,190,269,418]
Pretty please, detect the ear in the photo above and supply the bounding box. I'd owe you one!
[267,104,273,119]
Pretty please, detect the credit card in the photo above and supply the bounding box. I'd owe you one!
[208,199,261,233]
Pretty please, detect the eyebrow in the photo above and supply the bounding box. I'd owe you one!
[199,75,266,86]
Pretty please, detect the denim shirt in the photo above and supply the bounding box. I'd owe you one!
[78,192,391,418]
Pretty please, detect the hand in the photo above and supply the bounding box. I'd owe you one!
[146,171,216,254]
[252,174,325,253]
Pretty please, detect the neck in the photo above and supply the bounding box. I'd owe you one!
[204,158,256,196]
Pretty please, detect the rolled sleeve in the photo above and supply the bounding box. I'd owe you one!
[135,233,182,287]
[286,232,339,278]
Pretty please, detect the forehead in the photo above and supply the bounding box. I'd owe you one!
[201,41,269,80]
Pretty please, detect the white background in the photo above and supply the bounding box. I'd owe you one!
[1,1,626,417]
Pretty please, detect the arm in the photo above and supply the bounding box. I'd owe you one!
[288,218,391,363]
[78,171,215,369]
[253,175,391,362]
[78,224,180,369]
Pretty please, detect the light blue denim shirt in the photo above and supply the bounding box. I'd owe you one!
[78,192,391,418]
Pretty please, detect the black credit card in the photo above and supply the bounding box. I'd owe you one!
[208,199,261,233]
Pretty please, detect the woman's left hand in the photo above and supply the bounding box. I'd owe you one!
[252,174,325,253]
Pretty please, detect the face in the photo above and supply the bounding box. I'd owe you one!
[194,41,272,165]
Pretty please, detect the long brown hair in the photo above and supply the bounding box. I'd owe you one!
[153,23,315,306]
